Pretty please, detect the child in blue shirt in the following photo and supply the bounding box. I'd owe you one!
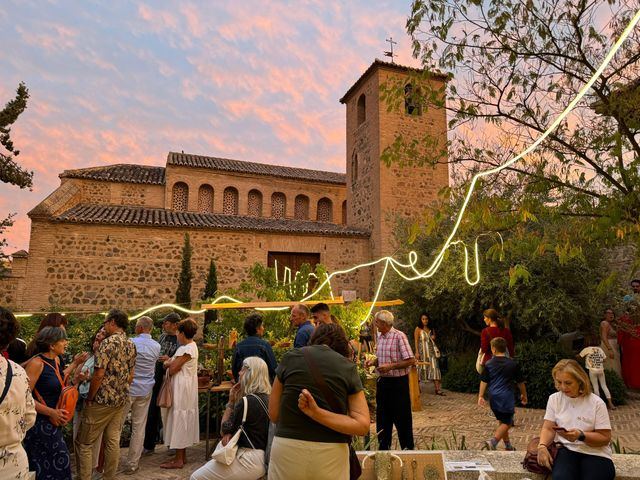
[478,336,527,450]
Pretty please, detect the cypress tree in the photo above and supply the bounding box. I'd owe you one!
[175,233,192,307]
[202,259,218,330]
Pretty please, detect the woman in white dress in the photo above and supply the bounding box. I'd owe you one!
[600,308,622,377]
[160,318,200,469]
[414,313,444,395]
[0,307,36,479]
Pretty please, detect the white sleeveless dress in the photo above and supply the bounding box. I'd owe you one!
[163,342,200,449]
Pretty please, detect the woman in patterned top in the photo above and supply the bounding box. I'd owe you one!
[0,307,36,480]
[414,313,444,395]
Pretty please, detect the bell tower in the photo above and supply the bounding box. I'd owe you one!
[341,60,449,261]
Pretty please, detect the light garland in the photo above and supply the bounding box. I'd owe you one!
[12,10,638,327]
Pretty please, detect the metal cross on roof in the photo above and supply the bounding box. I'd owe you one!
[384,36,397,63]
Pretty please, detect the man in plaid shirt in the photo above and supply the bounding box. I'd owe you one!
[366,310,416,450]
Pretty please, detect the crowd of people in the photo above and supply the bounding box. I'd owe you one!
[0,292,635,480]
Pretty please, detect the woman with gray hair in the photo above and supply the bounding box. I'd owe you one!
[191,356,271,480]
[24,326,85,479]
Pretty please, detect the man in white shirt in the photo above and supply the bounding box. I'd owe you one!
[121,316,160,474]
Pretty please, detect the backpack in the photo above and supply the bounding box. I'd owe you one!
[33,356,78,426]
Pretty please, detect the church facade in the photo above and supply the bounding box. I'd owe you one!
[1,60,449,312]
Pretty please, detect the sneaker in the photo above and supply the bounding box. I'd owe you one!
[505,444,516,451]
[123,466,139,475]
[142,448,154,456]
[484,439,497,450]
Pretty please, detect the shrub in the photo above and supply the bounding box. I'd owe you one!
[516,340,569,409]
[603,369,627,406]
[441,350,479,393]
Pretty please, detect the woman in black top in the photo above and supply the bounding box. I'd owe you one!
[190,356,271,480]
[268,323,370,480]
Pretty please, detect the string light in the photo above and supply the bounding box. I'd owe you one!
[300,10,640,326]
[11,11,638,328]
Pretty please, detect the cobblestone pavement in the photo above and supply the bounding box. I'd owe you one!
[107,387,640,479]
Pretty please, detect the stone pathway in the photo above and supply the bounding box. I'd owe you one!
[106,388,640,479]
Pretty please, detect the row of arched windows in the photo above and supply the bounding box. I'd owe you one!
[171,182,345,223]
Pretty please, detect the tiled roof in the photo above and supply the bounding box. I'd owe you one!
[167,152,346,185]
[55,204,370,237]
[340,59,449,103]
[60,164,166,185]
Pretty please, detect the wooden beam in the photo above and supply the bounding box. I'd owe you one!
[202,297,345,310]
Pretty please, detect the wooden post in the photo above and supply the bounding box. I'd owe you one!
[408,365,422,412]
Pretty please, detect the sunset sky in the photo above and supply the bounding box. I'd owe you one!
[0,1,421,252]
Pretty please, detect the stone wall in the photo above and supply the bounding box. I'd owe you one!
[72,179,166,208]
[344,64,449,260]
[13,220,370,311]
[165,165,347,223]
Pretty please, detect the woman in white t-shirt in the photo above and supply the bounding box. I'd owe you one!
[536,359,615,480]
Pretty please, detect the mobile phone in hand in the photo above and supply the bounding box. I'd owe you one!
[553,426,567,432]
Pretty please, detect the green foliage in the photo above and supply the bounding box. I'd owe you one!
[331,299,370,341]
[1,82,32,189]
[1,82,32,273]
[603,369,627,406]
[516,341,569,409]
[175,233,192,307]
[441,351,479,393]
[202,259,218,330]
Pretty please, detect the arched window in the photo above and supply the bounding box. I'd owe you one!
[172,182,189,211]
[197,184,214,213]
[404,83,422,116]
[271,192,286,219]
[316,197,333,222]
[223,187,239,215]
[351,150,359,184]
[342,200,347,225]
[247,189,263,217]
[294,194,309,220]
[357,93,366,126]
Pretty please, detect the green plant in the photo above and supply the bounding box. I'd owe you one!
[202,259,218,331]
[603,369,627,406]
[611,438,640,455]
[516,340,569,409]
[441,351,479,394]
[175,232,192,308]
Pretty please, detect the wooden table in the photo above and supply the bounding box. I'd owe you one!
[200,381,233,460]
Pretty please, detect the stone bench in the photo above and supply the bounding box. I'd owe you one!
[356,450,640,479]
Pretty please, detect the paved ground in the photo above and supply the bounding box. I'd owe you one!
[104,386,640,479]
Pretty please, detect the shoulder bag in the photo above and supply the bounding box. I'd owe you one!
[157,369,173,408]
[211,396,249,465]
[475,348,485,374]
[302,347,362,480]
[522,436,563,476]
[252,393,276,467]
[0,359,13,406]
[33,356,78,426]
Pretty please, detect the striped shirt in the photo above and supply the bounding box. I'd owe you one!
[376,327,414,377]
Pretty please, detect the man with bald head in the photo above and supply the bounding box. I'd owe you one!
[120,316,160,474]
[291,304,314,348]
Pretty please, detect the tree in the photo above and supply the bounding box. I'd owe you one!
[1,82,32,188]
[175,233,192,307]
[202,259,218,331]
[381,1,640,267]
[1,82,32,274]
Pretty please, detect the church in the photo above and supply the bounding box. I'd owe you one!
[0,60,449,312]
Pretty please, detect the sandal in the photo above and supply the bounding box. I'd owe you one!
[160,461,185,469]
[435,391,446,396]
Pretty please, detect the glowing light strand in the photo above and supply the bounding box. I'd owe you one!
[299,10,640,325]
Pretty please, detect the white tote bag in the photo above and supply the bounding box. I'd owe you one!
[211,396,248,465]
[475,348,485,374]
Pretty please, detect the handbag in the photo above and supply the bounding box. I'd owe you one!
[157,369,173,408]
[211,396,248,465]
[33,356,78,426]
[0,359,13,406]
[433,346,441,359]
[302,347,362,480]
[522,436,562,476]
[252,393,276,467]
[475,348,485,374]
